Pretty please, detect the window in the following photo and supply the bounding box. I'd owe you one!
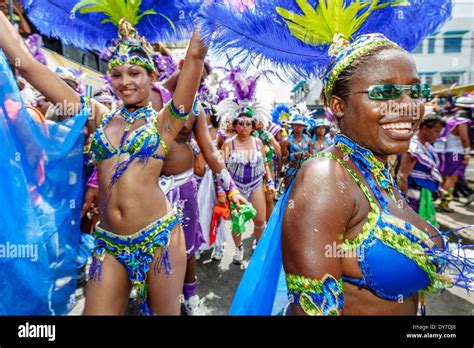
[441,75,460,85]
[412,41,423,54]
[99,60,108,74]
[82,52,98,71]
[444,37,462,53]
[62,45,82,63]
[425,76,433,85]
[428,39,435,54]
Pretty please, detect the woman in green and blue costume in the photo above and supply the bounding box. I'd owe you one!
[198,0,473,315]
[0,0,208,315]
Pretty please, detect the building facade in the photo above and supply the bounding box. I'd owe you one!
[411,0,474,88]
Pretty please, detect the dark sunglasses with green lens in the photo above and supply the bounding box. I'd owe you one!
[347,84,431,100]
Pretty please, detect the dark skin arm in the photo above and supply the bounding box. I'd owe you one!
[193,108,247,209]
[268,133,281,157]
[281,138,290,164]
[258,137,276,197]
[457,124,471,165]
[193,151,206,177]
[158,29,207,140]
[282,156,354,315]
[397,152,417,195]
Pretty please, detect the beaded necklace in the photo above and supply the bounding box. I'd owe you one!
[334,134,405,210]
[119,104,154,131]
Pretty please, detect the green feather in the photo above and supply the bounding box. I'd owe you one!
[71,0,155,27]
[276,0,398,45]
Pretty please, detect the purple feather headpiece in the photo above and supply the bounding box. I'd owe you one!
[24,34,48,66]
[100,75,120,101]
[152,53,178,82]
[71,68,86,95]
[226,67,259,103]
[215,67,271,126]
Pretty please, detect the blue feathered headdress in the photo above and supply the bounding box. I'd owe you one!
[22,0,199,52]
[197,0,453,90]
[272,104,291,125]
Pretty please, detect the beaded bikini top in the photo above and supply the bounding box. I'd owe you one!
[90,104,168,188]
[311,135,463,306]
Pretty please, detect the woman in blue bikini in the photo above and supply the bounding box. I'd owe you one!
[281,115,313,187]
[0,7,207,315]
[198,0,472,315]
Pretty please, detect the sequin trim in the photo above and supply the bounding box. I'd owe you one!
[310,151,452,296]
[286,273,344,316]
[324,37,397,98]
[89,208,182,315]
[167,98,192,120]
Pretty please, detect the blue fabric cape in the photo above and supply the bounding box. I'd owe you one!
[0,50,88,315]
[230,180,295,315]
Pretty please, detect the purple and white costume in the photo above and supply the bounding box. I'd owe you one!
[159,168,205,259]
[407,137,442,212]
[437,116,472,177]
[226,137,266,200]
[268,122,282,138]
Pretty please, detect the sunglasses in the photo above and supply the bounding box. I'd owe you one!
[238,121,253,127]
[348,84,431,100]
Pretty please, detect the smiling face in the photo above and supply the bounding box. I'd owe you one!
[330,48,424,159]
[109,64,155,106]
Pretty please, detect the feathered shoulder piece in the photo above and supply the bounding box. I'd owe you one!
[197,0,452,97]
[23,0,199,52]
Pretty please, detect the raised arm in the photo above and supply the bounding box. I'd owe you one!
[194,107,226,173]
[160,29,208,140]
[282,156,354,315]
[0,12,107,128]
[269,133,281,157]
[194,109,247,208]
[281,138,290,164]
[307,138,314,156]
[257,138,275,195]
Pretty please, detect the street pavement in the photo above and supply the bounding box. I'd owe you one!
[69,161,474,316]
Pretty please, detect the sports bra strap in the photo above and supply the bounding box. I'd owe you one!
[311,152,380,213]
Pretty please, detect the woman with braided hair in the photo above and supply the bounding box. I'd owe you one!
[198,0,473,316]
[0,0,206,314]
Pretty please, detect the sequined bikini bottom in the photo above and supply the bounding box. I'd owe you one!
[89,208,182,315]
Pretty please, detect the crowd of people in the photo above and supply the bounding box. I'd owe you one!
[0,0,473,317]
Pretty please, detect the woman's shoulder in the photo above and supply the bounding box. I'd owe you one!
[295,149,354,192]
[222,135,236,147]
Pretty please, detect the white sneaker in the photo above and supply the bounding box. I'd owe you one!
[252,239,257,251]
[195,249,202,261]
[233,244,244,264]
[211,245,224,261]
[184,295,203,316]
